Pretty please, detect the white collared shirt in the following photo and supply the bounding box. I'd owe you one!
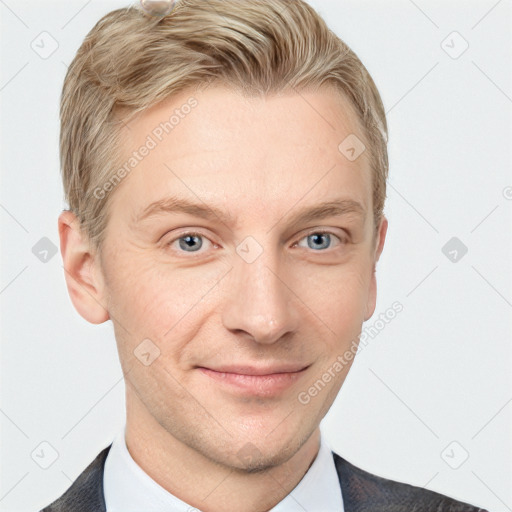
[103,424,344,511]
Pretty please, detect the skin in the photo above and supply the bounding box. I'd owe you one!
[59,85,387,512]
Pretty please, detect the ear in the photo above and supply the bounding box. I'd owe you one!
[364,215,388,322]
[58,210,110,324]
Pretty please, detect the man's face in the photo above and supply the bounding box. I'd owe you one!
[92,85,386,470]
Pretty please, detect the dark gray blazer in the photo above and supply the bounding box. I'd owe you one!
[40,444,488,511]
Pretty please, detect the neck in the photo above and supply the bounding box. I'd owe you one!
[124,391,321,512]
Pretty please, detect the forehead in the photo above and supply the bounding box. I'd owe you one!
[112,85,372,224]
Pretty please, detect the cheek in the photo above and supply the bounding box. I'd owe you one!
[104,250,228,343]
[296,262,371,331]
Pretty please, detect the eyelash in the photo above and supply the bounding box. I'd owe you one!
[165,229,347,257]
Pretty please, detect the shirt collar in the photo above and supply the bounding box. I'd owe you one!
[103,424,344,512]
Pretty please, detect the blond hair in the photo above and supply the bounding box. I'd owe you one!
[60,0,388,252]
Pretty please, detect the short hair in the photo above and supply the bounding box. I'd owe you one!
[60,0,388,252]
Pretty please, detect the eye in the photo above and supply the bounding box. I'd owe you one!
[295,231,346,251]
[166,232,214,255]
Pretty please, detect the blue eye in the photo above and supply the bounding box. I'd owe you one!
[297,232,344,251]
[178,234,203,252]
[168,232,212,254]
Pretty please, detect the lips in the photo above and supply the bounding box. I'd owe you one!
[202,364,310,376]
[197,363,310,397]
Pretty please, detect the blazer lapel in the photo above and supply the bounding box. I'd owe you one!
[41,444,111,512]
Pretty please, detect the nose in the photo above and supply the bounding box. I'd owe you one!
[221,245,300,345]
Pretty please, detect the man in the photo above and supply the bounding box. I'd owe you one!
[41,0,488,510]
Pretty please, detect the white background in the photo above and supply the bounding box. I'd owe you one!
[0,1,510,511]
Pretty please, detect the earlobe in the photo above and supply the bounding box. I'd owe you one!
[58,210,110,324]
[363,216,388,322]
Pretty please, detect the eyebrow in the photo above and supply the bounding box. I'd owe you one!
[133,195,366,229]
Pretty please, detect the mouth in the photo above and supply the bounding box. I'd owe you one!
[197,364,310,397]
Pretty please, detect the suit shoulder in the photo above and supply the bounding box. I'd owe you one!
[40,444,111,512]
[333,452,489,512]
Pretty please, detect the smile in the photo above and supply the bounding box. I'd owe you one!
[197,365,310,397]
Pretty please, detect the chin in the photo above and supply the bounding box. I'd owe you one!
[229,443,293,473]
[229,430,308,474]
